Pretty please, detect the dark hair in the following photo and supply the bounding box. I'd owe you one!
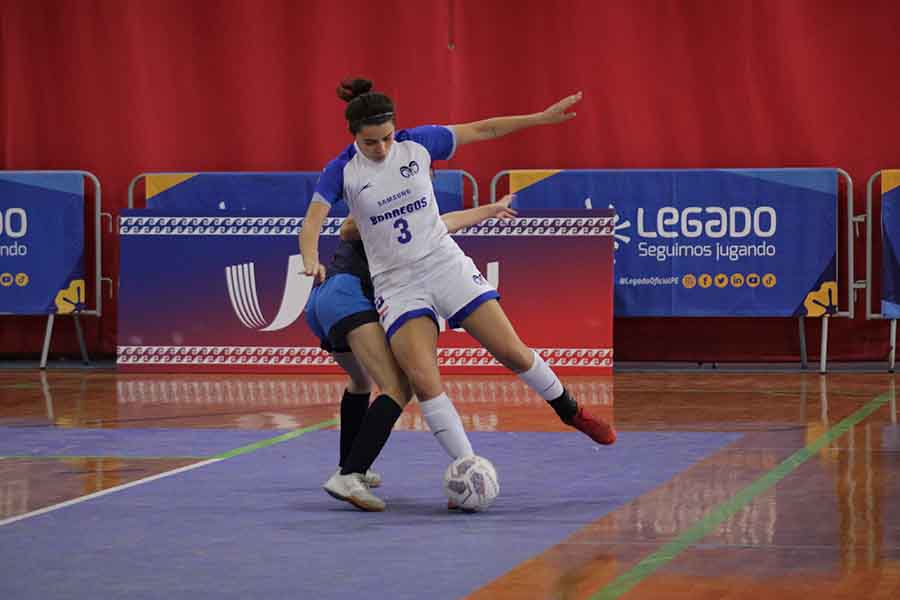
[337,78,395,134]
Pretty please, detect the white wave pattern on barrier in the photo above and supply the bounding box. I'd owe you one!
[116,346,613,368]
[118,216,344,236]
[454,216,615,236]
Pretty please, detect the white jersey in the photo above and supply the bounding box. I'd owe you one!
[312,125,458,277]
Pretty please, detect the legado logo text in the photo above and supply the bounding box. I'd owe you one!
[0,208,28,257]
[633,206,778,263]
[636,206,776,239]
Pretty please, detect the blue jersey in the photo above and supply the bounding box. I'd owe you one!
[326,239,374,300]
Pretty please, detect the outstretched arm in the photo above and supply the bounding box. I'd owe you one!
[451,92,582,147]
[339,196,517,241]
[442,194,517,233]
[300,201,330,282]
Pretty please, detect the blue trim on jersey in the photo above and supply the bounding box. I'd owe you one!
[313,144,358,206]
[398,125,456,161]
[447,291,501,329]
[386,308,439,340]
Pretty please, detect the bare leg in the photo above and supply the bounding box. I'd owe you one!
[390,316,474,458]
[346,322,413,407]
[387,316,443,400]
[456,299,533,372]
[338,322,414,481]
[461,299,616,445]
[333,352,372,394]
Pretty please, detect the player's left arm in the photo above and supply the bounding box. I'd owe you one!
[339,194,517,240]
[300,201,330,282]
[450,92,582,146]
[442,194,517,233]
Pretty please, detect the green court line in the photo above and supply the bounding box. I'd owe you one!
[590,391,891,600]
[0,418,339,528]
[0,419,339,463]
[212,418,338,459]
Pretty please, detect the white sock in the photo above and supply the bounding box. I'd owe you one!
[420,393,474,459]
[517,350,564,401]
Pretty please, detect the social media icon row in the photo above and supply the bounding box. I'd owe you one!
[0,272,29,287]
[682,273,776,289]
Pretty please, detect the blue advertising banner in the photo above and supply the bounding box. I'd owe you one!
[0,173,85,314]
[881,171,900,318]
[146,172,345,215]
[116,210,615,374]
[145,171,466,215]
[509,169,838,317]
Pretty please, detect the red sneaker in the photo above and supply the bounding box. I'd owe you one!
[568,405,617,445]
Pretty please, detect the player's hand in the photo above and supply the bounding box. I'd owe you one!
[303,260,327,283]
[340,216,361,241]
[487,194,518,220]
[539,91,582,125]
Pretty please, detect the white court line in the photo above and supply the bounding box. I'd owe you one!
[0,457,222,528]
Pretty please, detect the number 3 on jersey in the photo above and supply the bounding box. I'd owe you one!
[394,218,412,244]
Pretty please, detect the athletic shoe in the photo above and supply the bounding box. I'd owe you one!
[363,469,382,488]
[568,404,617,445]
[333,467,381,488]
[322,471,386,512]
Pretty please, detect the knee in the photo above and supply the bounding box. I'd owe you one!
[403,366,442,400]
[493,343,534,373]
[345,373,372,394]
[382,379,413,407]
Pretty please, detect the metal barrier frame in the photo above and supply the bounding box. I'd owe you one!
[491,168,854,373]
[127,170,479,209]
[1,170,107,368]
[453,170,479,207]
[862,169,899,371]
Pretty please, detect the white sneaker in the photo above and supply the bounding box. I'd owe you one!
[363,469,382,488]
[322,471,386,512]
[331,467,381,488]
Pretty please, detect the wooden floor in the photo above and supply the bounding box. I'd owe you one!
[2,369,899,599]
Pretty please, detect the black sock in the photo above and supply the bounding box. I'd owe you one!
[548,388,578,423]
[341,394,403,475]
[339,390,371,467]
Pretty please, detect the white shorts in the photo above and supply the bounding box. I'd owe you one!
[372,239,499,340]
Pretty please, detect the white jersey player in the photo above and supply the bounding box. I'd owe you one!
[301,78,615,511]
[312,123,494,340]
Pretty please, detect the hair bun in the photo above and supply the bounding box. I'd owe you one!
[337,78,374,103]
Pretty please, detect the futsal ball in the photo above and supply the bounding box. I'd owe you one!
[443,455,500,512]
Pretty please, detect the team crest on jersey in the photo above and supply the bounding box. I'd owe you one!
[400,161,420,178]
[472,273,486,286]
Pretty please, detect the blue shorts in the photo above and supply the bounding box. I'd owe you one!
[305,273,379,353]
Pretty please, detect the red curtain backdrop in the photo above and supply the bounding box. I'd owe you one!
[2,0,900,361]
